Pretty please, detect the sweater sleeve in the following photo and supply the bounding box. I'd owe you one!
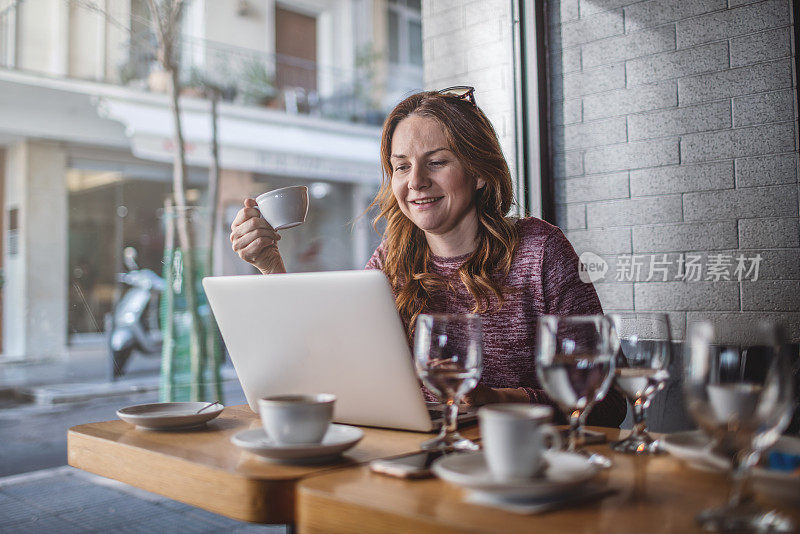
[364,243,385,271]
[541,228,602,317]
[539,228,627,428]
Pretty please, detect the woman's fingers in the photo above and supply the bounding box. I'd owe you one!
[231,199,256,226]
[240,236,277,263]
[462,385,498,407]
[229,198,285,272]
[233,228,279,254]
[230,206,263,231]
[230,214,280,243]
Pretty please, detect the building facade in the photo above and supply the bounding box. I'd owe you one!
[0,0,423,363]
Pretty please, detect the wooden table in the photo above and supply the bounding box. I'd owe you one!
[68,404,469,524]
[296,428,800,533]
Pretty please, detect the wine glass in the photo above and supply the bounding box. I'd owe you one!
[414,313,483,451]
[535,315,616,463]
[684,320,795,532]
[608,312,672,454]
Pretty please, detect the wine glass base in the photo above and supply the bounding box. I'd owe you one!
[696,505,795,532]
[568,446,613,469]
[611,432,663,455]
[420,432,479,452]
[586,452,613,469]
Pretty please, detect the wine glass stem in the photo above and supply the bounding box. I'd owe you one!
[567,410,581,452]
[726,450,756,508]
[630,398,647,438]
[442,400,459,439]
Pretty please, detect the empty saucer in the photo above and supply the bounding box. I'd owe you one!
[432,450,599,500]
[231,423,364,463]
[754,436,800,505]
[660,430,727,472]
[465,483,616,514]
[117,402,224,430]
[662,430,800,505]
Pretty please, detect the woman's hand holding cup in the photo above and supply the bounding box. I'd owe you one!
[230,198,286,275]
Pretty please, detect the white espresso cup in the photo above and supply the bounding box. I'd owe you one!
[255,185,309,230]
[479,404,562,480]
[258,393,335,445]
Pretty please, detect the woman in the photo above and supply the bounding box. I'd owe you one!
[229,88,626,427]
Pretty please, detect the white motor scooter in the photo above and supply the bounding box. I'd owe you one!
[105,247,165,379]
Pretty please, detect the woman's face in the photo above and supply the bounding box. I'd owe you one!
[389,115,485,242]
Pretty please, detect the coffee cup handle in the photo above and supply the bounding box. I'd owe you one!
[542,425,563,451]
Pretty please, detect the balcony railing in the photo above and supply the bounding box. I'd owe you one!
[0,1,385,128]
[121,32,386,126]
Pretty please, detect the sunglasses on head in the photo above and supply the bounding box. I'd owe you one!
[437,85,476,106]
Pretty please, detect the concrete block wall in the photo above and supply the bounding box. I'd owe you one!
[547,0,800,342]
[421,0,519,202]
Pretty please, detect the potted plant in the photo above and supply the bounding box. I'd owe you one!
[237,57,278,106]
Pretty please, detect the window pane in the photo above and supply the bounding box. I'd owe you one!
[409,20,422,66]
[67,173,170,335]
[407,0,421,11]
[388,10,399,63]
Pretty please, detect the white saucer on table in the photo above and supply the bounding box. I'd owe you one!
[432,450,599,501]
[464,483,615,514]
[117,402,224,431]
[662,430,800,505]
[231,424,364,464]
[754,435,800,505]
[660,430,727,472]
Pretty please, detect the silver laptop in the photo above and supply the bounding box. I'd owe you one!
[203,270,473,432]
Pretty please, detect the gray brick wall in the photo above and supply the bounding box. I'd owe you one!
[421,0,519,200]
[548,0,800,341]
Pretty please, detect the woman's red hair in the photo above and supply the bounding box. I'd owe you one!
[370,91,519,337]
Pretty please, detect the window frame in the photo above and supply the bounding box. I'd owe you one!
[387,0,422,68]
[512,0,548,220]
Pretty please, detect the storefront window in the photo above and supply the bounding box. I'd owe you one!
[67,168,171,337]
[68,167,381,338]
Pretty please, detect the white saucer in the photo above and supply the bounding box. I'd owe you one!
[754,436,800,505]
[465,483,615,514]
[432,450,599,500]
[660,430,727,472]
[117,402,224,430]
[231,424,364,463]
[663,430,800,505]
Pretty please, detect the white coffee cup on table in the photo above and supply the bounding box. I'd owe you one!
[258,393,335,445]
[479,404,562,480]
[256,185,309,230]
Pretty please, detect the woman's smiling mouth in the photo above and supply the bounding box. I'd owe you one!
[410,197,443,207]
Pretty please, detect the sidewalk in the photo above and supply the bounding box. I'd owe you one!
[0,466,285,533]
[0,344,280,533]
[0,339,239,405]
[0,338,116,393]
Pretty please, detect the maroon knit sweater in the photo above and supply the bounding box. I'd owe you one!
[365,217,627,428]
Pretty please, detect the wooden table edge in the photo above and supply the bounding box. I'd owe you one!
[67,425,293,524]
[294,427,800,534]
[297,481,457,534]
[66,410,452,525]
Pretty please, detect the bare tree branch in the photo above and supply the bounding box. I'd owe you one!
[68,0,130,33]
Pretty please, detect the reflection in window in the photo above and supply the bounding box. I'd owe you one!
[67,166,381,338]
[67,168,171,337]
[388,0,422,67]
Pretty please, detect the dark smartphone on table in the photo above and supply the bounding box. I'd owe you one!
[369,450,446,479]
